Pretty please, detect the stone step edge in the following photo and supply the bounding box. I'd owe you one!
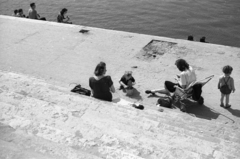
[0,123,103,159]
[0,101,238,158]
[1,88,239,145]
[0,114,154,159]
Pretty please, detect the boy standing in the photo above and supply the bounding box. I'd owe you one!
[218,65,235,108]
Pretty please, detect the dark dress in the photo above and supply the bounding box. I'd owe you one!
[165,81,181,93]
[89,76,113,102]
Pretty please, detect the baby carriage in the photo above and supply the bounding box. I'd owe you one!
[173,75,214,111]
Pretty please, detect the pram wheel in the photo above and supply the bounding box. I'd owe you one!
[197,96,204,105]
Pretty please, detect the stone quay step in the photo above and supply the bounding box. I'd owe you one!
[0,122,103,159]
[0,71,239,144]
[0,70,239,159]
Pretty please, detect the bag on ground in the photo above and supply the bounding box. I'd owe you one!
[71,84,91,96]
[157,96,173,108]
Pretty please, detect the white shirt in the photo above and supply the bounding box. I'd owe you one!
[179,66,197,87]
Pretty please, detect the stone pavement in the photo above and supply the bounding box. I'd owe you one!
[1,71,239,159]
[1,15,240,159]
[1,15,240,115]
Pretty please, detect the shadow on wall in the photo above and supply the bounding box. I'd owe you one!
[178,100,235,123]
[147,94,221,120]
[147,93,236,122]
[184,102,220,120]
[168,99,220,120]
[129,88,143,101]
[226,108,240,118]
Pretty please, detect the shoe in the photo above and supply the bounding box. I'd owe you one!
[132,104,144,110]
[220,103,224,107]
[225,104,231,109]
[145,90,155,95]
[145,90,152,94]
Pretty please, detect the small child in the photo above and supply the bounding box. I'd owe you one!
[119,71,135,90]
[218,65,235,108]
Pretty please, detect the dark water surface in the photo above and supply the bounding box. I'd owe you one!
[1,0,240,47]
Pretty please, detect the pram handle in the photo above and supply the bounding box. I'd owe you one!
[197,75,214,83]
[201,75,214,81]
[175,75,214,91]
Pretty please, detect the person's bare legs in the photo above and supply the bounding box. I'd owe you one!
[220,93,224,106]
[150,84,171,95]
[151,89,169,94]
[225,94,230,106]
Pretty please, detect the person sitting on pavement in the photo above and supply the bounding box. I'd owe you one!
[200,36,208,43]
[17,9,26,17]
[146,59,197,96]
[13,10,18,17]
[89,62,115,102]
[57,8,72,24]
[187,35,194,41]
[119,71,135,91]
[28,3,46,20]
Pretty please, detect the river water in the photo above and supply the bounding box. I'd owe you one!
[0,0,240,47]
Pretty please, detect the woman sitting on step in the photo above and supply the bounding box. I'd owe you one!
[146,59,197,96]
[89,62,115,102]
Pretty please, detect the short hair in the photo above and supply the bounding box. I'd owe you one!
[94,62,106,76]
[200,37,206,42]
[222,65,233,74]
[30,3,35,8]
[14,10,18,14]
[18,9,23,13]
[187,35,194,41]
[60,8,68,15]
[175,59,189,72]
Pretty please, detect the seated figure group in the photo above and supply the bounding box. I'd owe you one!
[89,59,196,103]
[13,2,71,23]
[89,59,235,110]
[11,3,235,109]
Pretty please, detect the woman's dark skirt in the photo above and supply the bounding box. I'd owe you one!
[165,81,181,93]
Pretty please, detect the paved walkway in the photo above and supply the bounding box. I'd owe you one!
[0,15,240,158]
[1,15,240,114]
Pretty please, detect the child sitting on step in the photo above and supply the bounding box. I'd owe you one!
[119,71,135,91]
[218,65,235,108]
